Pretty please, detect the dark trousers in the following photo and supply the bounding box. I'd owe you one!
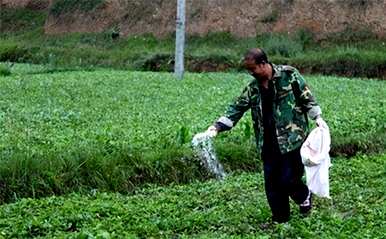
[262,143,309,223]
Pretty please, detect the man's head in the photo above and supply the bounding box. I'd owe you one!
[243,48,272,79]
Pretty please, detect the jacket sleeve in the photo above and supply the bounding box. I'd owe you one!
[214,86,252,132]
[292,71,322,120]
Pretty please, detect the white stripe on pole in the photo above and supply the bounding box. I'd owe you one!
[175,0,186,80]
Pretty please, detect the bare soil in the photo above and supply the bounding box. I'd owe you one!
[3,0,386,38]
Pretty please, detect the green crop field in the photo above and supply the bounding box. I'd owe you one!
[0,66,385,204]
[0,66,385,237]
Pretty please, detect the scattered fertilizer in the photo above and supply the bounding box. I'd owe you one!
[192,132,226,180]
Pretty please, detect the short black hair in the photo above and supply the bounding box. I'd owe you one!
[244,48,268,64]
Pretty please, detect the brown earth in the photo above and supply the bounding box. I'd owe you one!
[2,0,386,38]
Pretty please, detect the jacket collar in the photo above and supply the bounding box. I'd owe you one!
[272,64,282,80]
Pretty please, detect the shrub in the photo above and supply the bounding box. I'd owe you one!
[294,28,315,49]
[326,26,377,43]
[0,64,12,76]
[0,43,31,62]
[133,53,174,72]
[0,8,47,32]
[262,33,304,57]
[260,10,279,23]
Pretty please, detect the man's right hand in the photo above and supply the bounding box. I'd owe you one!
[206,125,218,137]
[316,117,328,130]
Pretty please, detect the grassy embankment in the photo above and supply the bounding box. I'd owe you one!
[1,8,386,78]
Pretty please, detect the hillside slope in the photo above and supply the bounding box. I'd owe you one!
[2,0,386,38]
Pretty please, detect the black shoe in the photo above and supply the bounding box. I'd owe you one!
[272,215,290,224]
[299,192,312,215]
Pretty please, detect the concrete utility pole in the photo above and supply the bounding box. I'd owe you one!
[175,0,186,80]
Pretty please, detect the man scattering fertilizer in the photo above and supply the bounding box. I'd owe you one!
[204,48,328,223]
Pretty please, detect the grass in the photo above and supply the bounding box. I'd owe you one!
[0,68,385,203]
[0,154,384,238]
[292,47,386,78]
[2,30,386,77]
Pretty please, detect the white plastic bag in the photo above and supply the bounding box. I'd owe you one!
[300,127,332,198]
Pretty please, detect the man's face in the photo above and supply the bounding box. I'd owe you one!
[244,59,264,78]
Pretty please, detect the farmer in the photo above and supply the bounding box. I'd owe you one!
[206,48,328,223]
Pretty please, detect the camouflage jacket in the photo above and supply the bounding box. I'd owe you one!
[215,64,321,154]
